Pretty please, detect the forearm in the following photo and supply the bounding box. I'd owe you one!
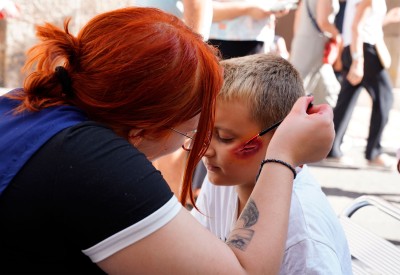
[383,7,400,26]
[316,0,340,39]
[346,1,371,85]
[350,1,370,58]
[227,161,294,274]
[318,21,341,39]
[292,1,303,35]
[212,1,253,22]
[318,20,340,39]
[183,0,212,37]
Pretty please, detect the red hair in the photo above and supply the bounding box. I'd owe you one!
[10,7,223,206]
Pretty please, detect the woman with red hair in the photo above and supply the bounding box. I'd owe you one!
[0,7,333,274]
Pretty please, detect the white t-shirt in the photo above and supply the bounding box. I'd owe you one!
[342,0,387,46]
[192,165,353,274]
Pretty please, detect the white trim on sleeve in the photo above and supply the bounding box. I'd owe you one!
[82,196,182,263]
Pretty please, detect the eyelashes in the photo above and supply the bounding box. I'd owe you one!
[214,131,234,144]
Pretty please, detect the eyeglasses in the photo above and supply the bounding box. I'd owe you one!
[170,128,197,152]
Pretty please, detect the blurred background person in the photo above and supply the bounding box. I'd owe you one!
[290,0,342,107]
[0,0,20,19]
[266,15,291,59]
[135,0,213,40]
[382,5,400,26]
[326,0,395,169]
[208,1,291,59]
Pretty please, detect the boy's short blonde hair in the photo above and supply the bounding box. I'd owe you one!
[220,54,305,129]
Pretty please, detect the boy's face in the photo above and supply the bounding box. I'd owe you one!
[203,99,273,187]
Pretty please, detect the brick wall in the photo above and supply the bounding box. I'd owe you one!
[0,0,136,88]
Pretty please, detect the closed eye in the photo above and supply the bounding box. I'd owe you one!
[215,133,234,144]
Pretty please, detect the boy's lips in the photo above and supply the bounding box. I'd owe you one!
[204,161,220,172]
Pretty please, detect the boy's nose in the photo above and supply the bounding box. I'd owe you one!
[204,139,216,157]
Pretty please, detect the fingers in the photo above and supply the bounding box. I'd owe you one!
[307,103,334,121]
[291,96,333,119]
[291,96,314,114]
[274,9,290,17]
[266,96,335,166]
[347,65,363,86]
[347,74,362,86]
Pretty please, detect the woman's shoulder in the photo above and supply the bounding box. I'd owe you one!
[57,121,132,151]
[53,121,148,169]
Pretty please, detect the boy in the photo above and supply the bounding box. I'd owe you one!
[192,54,352,274]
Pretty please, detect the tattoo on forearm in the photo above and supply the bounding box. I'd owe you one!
[239,198,259,228]
[226,229,254,250]
[226,198,259,251]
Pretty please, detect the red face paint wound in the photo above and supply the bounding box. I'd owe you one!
[237,101,314,155]
[233,138,263,158]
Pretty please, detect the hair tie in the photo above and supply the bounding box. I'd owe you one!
[55,66,73,96]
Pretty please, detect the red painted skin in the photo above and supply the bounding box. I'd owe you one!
[233,137,263,159]
[232,102,316,160]
[232,101,314,159]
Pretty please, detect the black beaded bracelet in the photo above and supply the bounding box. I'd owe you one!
[256,159,297,181]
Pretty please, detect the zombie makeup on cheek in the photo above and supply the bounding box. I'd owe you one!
[233,138,263,159]
[237,101,314,155]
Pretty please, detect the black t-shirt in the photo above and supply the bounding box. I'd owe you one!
[0,122,178,274]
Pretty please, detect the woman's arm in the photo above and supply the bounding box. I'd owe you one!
[316,0,341,39]
[347,0,371,86]
[97,96,334,274]
[293,0,304,35]
[383,7,400,26]
[212,1,272,22]
[316,0,343,66]
[183,0,213,38]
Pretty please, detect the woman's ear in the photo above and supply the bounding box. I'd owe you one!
[128,129,144,146]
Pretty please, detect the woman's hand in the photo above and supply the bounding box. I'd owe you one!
[246,3,273,20]
[347,59,364,86]
[266,96,334,167]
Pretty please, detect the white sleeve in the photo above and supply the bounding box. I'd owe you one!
[83,196,182,263]
[191,176,211,228]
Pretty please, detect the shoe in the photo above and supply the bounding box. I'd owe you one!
[325,156,355,166]
[310,156,358,169]
[368,153,396,171]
